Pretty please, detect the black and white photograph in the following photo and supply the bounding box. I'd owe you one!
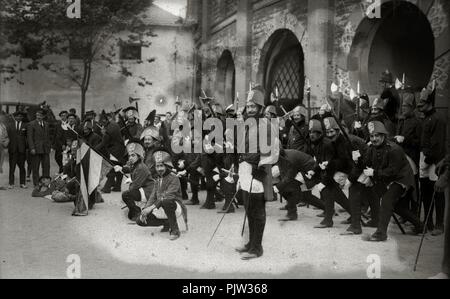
[0,0,449,282]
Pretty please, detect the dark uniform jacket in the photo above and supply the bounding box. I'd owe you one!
[123,161,154,200]
[144,171,181,209]
[363,140,414,190]
[421,109,446,165]
[305,137,336,186]
[27,120,51,154]
[96,121,125,162]
[6,120,27,153]
[84,131,102,148]
[277,149,316,193]
[328,134,353,176]
[287,120,309,152]
[396,115,422,165]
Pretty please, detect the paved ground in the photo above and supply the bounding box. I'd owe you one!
[0,158,445,279]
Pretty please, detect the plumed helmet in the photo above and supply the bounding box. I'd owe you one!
[293,105,308,117]
[402,92,416,108]
[140,126,160,140]
[309,119,324,133]
[323,117,339,131]
[367,121,388,135]
[126,142,145,159]
[380,70,394,84]
[211,103,224,115]
[153,150,173,168]
[371,98,385,110]
[247,85,265,107]
[264,105,277,117]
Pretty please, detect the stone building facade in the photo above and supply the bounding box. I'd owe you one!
[0,4,195,120]
[187,0,450,115]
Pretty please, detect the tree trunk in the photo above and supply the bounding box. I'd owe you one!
[81,89,86,118]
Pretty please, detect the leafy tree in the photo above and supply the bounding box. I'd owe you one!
[0,0,156,115]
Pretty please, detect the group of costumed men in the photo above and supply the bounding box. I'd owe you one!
[13,70,448,265]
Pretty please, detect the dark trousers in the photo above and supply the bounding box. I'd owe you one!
[443,190,449,274]
[105,169,123,191]
[9,152,26,185]
[221,179,237,212]
[243,191,266,254]
[31,153,50,186]
[180,176,188,199]
[136,200,179,234]
[122,189,142,220]
[188,174,200,203]
[54,148,63,173]
[301,191,326,210]
[321,182,351,224]
[349,182,380,230]
[420,178,445,230]
[374,183,422,237]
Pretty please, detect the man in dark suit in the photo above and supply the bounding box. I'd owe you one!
[7,111,28,188]
[27,109,51,187]
[96,112,126,193]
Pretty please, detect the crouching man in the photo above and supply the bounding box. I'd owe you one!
[137,150,184,241]
[116,142,153,221]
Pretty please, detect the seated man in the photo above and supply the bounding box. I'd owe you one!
[115,142,153,221]
[31,176,54,198]
[136,150,184,241]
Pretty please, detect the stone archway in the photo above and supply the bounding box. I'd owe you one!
[348,1,435,94]
[216,50,236,107]
[257,29,305,110]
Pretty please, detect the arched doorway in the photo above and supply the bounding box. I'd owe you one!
[348,1,435,94]
[258,29,305,111]
[216,50,236,107]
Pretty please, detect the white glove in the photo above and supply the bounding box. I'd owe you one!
[295,172,305,183]
[273,186,279,194]
[178,160,185,169]
[61,174,68,180]
[124,177,132,184]
[225,175,235,184]
[352,150,361,162]
[177,170,187,177]
[225,141,234,151]
[319,161,329,170]
[305,170,315,180]
[204,143,214,153]
[316,183,326,193]
[363,168,374,177]
[213,174,220,182]
[197,167,205,176]
[124,139,130,146]
[114,165,123,173]
[395,136,405,144]
[354,121,362,129]
[271,165,280,178]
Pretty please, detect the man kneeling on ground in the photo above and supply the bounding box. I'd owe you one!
[136,150,183,241]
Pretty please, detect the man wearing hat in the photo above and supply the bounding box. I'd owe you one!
[84,110,102,136]
[27,109,51,187]
[82,120,102,148]
[351,94,370,140]
[313,117,354,228]
[368,98,396,137]
[235,85,279,260]
[115,142,154,222]
[137,150,184,241]
[122,107,143,141]
[362,121,422,241]
[417,87,447,236]
[286,105,309,152]
[96,111,126,193]
[53,110,70,173]
[6,110,27,188]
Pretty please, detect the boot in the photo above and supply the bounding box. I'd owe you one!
[201,190,216,209]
